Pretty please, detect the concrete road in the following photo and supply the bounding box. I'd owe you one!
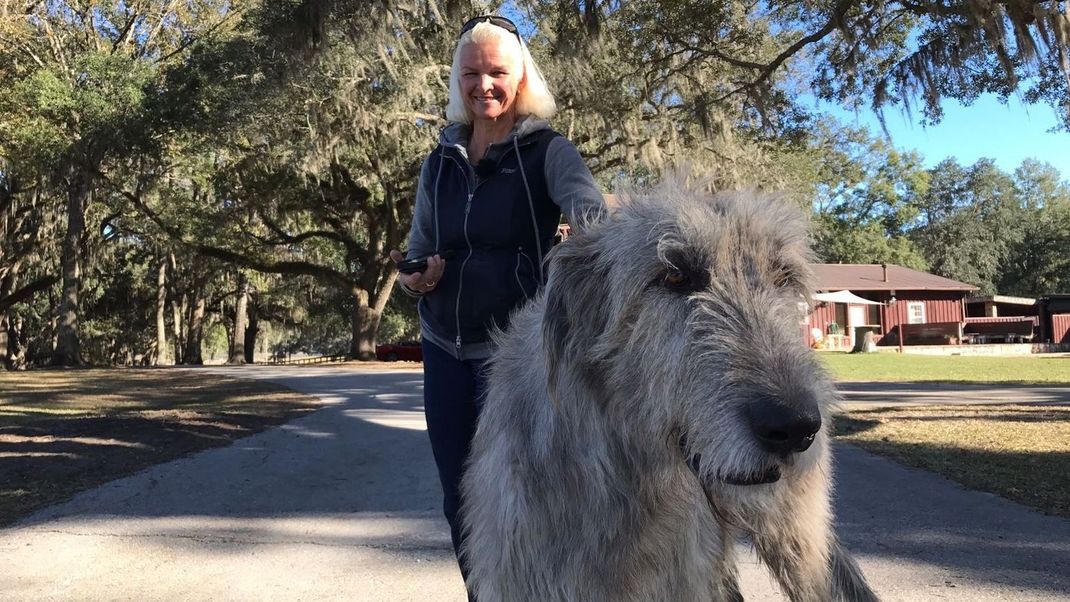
[839,381,1070,406]
[1,367,1068,601]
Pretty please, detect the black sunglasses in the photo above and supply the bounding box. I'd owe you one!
[459,15,522,41]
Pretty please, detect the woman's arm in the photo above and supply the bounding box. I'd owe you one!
[544,137,606,229]
[406,154,438,260]
[395,153,444,296]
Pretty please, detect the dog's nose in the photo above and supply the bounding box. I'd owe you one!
[746,397,822,458]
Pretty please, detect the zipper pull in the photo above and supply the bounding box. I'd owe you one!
[465,193,473,215]
[455,335,462,351]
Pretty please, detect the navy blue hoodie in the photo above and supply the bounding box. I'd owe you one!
[403,116,604,360]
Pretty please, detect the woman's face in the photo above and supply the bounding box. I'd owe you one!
[459,40,523,124]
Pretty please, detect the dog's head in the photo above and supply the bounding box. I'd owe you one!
[541,179,834,493]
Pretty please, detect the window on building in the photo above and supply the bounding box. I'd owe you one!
[834,303,848,332]
[867,304,881,325]
[907,302,926,324]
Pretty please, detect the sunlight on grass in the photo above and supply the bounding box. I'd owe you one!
[819,352,1070,383]
[0,369,320,526]
[0,406,93,416]
[835,404,1070,517]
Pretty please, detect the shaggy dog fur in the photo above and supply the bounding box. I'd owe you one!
[460,181,879,601]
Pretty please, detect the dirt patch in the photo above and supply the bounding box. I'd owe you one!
[0,368,321,526]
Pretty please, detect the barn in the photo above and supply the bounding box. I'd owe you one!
[964,295,1039,344]
[806,264,978,350]
[1038,294,1070,344]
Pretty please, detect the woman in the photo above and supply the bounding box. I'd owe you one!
[389,14,604,590]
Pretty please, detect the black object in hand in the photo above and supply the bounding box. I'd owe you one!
[397,250,452,274]
[397,257,428,274]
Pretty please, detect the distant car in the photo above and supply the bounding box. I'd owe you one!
[375,341,423,362]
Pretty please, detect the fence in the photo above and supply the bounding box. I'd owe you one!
[264,354,349,366]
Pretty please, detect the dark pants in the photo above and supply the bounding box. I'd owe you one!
[422,339,488,596]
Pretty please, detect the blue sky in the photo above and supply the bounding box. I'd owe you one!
[816,94,1070,180]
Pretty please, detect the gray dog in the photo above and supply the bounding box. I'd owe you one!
[460,180,879,601]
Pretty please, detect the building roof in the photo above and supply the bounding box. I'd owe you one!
[813,290,882,305]
[811,264,978,292]
[966,294,1036,306]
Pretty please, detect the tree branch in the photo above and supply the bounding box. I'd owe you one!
[0,275,58,313]
[258,210,357,249]
[193,244,352,288]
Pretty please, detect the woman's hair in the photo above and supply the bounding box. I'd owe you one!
[445,20,557,125]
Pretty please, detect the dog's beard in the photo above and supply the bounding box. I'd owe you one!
[720,465,782,486]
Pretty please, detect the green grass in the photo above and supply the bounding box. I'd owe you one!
[818,352,1070,384]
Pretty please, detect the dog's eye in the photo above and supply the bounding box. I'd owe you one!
[772,266,796,288]
[663,269,690,290]
[773,270,790,288]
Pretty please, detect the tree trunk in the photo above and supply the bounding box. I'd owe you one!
[155,257,169,365]
[52,171,89,366]
[183,292,206,365]
[0,312,9,370]
[8,315,25,370]
[350,287,380,360]
[0,270,10,370]
[244,299,258,364]
[169,253,184,361]
[172,295,185,362]
[227,272,249,365]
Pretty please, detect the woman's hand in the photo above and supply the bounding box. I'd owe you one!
[390,249,446,293]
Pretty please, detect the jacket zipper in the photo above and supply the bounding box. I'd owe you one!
[515,247,536,298]
[443,140,523,356]
[456,191,474,353]
[446,154,482,356]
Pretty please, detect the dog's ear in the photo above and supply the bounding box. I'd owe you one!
[542,232,610,406]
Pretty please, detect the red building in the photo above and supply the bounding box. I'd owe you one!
[1038,294,1070,344]
[806,264,978,350]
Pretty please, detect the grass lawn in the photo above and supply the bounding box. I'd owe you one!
[819,352,1070,383]
[834,404,1070,518]
[0,369,320,526]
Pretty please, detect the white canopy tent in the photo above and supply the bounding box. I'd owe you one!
[812,290,882,305]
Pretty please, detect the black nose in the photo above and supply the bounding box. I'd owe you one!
[745,397,822,458]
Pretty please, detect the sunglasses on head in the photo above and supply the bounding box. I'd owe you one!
[459,15,522,41]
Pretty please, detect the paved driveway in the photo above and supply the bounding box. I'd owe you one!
[1,367,1067,601]
[839,381,1070,406]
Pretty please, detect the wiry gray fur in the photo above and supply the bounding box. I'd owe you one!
[460,179,879,601]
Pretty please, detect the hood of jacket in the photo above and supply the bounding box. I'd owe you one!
[438,115,551,151]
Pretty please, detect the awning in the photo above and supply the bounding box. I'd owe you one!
[812,290,882,305]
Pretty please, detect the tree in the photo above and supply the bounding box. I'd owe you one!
[3,0,1065,365]
[910,158,1024,293]
[804,121,929,267]
[0,1,239,365]
[228,271,250,364]
[0,162,61,368]
[999,160,1070,295]
[106,0,476,359]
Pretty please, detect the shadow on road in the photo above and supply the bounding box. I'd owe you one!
[6,368,1070,599]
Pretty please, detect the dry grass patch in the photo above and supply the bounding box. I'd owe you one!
[834,404,1070,518]
[0,368,320,526]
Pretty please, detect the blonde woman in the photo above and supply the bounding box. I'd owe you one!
[389,14,604,594]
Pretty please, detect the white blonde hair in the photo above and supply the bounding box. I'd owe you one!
[445,20,557,125]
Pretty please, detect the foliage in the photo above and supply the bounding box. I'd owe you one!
[910,158,1025,294]
[0,0,1068,365]
[999,160,1070,295]
[806,121,930,268]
